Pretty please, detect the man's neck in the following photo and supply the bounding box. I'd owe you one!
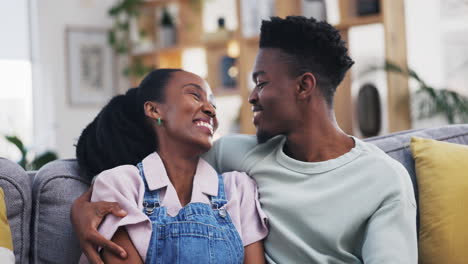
[283,118,355,163]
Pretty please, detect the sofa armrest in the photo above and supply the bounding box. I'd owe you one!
[0,158,31,264]
[31,159,90,264]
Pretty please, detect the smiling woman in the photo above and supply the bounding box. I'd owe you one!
[75,69,267,264]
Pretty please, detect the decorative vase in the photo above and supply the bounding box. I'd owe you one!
[158,7,176,48]
[357,0,380,16]
[220,55,237,88]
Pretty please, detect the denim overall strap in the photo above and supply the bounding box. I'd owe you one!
[140,166,244,263]
[210,173,228,210]
[137,162,161,215]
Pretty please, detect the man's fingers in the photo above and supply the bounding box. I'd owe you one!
[110,204,128,217]
[94,202,127,218]
[89,231,127,259]
[82,243,104,264]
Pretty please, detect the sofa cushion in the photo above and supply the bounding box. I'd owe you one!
[0,158,31,264]
[0,187,15,263]
[366,124,468,235]
[31,159,90,264]
[366,124,468,203]
[411,137,468,264]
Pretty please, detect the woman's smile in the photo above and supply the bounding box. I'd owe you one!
[193,118,214,135]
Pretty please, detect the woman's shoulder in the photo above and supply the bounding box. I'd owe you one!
[221,171,256,189]
[220,171,268,246]
[221,171,259,202]
[94,164,141,182]
[92,165,144,198]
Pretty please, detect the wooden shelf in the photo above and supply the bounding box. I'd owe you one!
[213,88,241,97]
[243,36,260,45]
[203,37,235,48]
[132,43,205,57]
[129,0,409,134]
[335,14,383,30]
[142,0,178,8]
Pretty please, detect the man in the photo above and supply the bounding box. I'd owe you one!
[72,16,417,263]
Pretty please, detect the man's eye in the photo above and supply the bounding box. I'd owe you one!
[256,82,267,89]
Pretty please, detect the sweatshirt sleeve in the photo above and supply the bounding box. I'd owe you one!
[202,134,258,173]
[91,165,152,262]
[361,198,418,264]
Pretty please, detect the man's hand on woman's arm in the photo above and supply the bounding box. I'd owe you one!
[70,187,128,264]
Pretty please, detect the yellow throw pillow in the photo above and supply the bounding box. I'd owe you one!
[411,137,468,264]
[0,187,13,251]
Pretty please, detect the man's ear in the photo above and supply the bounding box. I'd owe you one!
[296,72,317,100]
[144,101,161,120]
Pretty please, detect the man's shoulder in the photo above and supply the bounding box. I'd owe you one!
[357,140,407,173]
[355,139,416,206]
[205,134,284,173]
[215,134,258,150]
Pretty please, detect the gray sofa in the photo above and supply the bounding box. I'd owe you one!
[1,124,468,264]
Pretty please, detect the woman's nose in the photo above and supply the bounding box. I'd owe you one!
[203,103,216,117]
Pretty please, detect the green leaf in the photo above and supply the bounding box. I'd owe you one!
[365,60,468,123]
[108,5,123,16]
[29,151,58,170]
[118,22,130,30]
[108,30,116,46]
[123,66,130,76]
[5,135,27,156]
[4,135,27,168]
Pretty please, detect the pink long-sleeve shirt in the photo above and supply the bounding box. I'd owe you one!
[80,152,268,262]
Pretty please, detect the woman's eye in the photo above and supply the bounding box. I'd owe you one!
[191,93,201,100]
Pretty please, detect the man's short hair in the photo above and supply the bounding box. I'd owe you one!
[260,16,355,106]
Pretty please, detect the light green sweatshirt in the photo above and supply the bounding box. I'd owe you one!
[203,134,417,264]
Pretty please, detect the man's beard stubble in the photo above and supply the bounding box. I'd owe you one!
[256,129,276,144]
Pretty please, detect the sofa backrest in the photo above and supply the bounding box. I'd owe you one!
[31,159,90,264]
[0,158,31,264]
[366,124,468,232]
[6,124,466,264]
[366,124,468,202]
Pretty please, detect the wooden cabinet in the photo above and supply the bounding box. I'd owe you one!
[129,0,410,135]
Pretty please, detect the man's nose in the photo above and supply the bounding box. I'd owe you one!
[248,89,258,105]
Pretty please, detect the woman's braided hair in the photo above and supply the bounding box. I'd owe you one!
[76,69,182,178]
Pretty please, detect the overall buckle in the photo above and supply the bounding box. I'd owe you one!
[143,201,160,215]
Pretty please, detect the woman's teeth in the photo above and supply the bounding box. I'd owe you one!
[195,121,213,134]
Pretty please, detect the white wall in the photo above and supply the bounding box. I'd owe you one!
[0,0,33,161]
[0,0,30,60]
[404,0,465,129]
[33,0,123,158]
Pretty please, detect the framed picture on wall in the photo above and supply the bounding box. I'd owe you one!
[66,27,115,106]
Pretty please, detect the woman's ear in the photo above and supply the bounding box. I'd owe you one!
[296,72,317,100]
[144,101,161,120]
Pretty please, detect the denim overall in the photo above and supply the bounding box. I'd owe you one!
[137,162,244,264]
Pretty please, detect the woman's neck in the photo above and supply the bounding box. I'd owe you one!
[156,145,201,206]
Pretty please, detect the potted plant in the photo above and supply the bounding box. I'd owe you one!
[364,61,468,124]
